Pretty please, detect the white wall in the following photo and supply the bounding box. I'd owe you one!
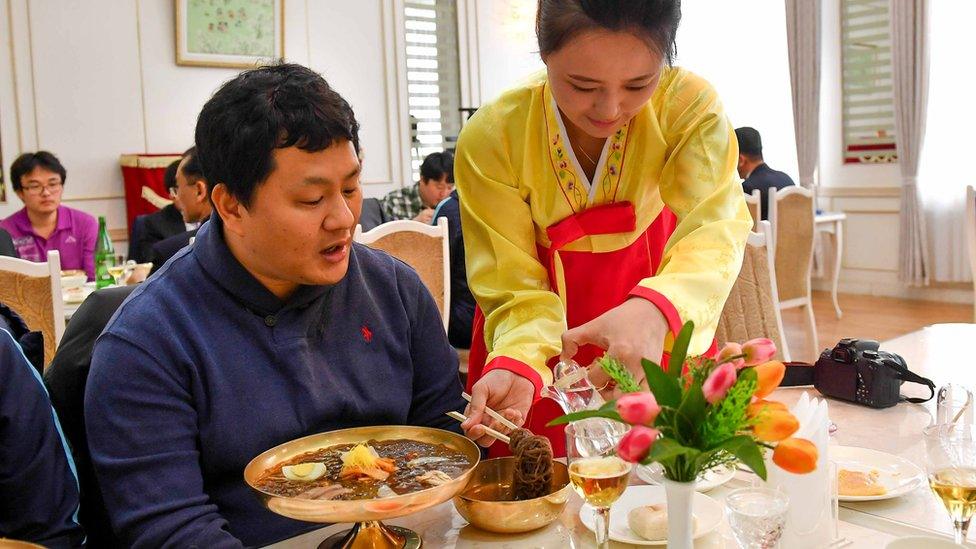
[0,0,404,237]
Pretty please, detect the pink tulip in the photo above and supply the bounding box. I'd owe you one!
[617,425,660,463]
[717,342,745,369]
[742,338,776,366]
[702,363,737,404]
[616,392,661,426]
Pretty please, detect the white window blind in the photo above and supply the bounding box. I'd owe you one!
[840,0,897,164]
[404,0,462,181]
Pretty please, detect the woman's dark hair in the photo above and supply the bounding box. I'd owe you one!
[536,0,681,64]
[420,151,454,183]
[10,151,67,191]
[194,63,360,207]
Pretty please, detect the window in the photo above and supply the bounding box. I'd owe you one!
[841,0,897,164]
[403,0,462,181]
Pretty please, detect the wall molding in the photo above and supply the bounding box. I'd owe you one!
[819,186,901,198]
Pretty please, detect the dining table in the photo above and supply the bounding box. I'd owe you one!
[267,323,976,548]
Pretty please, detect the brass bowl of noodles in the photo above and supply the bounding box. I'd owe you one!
[244,425,480,525]
[453,457,572,534]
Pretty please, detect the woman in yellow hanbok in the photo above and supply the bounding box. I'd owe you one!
[459,0,751,456]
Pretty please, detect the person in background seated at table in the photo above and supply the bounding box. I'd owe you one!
[735,126,795,220]
[149,147,212,273]
[0,329,85,548]
[433,190,476,350]
[129,159,187,263]
[85,63,465,548]
[0,151,98,280]
[380,151,455,223]
[0,227,16,258]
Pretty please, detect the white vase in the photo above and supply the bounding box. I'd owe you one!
[661,477,695,549]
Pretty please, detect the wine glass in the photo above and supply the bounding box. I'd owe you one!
[565,422,632,549]
[923,423,976,544]
[725,486,789,548]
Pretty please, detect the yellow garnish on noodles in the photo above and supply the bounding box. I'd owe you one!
[340,444,397,481]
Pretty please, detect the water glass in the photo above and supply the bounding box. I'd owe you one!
[725,486,789,549]
[937,384,974,426]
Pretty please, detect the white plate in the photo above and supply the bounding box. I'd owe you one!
[578,485,723,546]
[832,445,925,502]
[636,463,736,492]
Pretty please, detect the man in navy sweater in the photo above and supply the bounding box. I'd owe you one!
[85,63,466,548]
[0,329,84,547]
[735,126,796,220]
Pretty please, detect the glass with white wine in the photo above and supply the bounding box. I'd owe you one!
[566,422,632,549]
[923,424,976,544]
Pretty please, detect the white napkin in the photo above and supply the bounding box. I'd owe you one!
[766,392,835,549]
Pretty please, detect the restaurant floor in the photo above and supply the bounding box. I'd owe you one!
[782,290,972,362]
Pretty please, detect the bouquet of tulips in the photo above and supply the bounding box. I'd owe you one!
[549,322,818,482]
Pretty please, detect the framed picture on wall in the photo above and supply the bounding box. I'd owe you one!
[175,0,284,68]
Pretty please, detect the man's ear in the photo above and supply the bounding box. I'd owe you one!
[211,184,244,236]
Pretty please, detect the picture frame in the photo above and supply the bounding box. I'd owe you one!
[175,0,284,69]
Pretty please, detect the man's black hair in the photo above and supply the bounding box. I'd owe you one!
[164,159,181,191]
[194,63,361,207]
[179,147,209,191]
[10,151,67,192]
[735,127,763,159]
[420,151,454,183]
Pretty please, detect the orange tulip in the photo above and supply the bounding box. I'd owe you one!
[754,361,786,398]
[747,399,788,418]
[752,410,799,442]
[772,438,818,474]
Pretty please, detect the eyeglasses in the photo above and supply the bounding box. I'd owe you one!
[21,182,64,195]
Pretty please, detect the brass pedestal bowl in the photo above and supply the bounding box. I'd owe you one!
[244,425,480,549]
[453,457,572,534]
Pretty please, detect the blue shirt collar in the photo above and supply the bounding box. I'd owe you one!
[191,215,333,316]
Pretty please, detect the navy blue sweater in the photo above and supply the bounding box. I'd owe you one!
[85,218,465,548]
[0,329,84,547]
[742,163,796,220]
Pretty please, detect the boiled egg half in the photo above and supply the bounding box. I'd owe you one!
[282,462,327,481]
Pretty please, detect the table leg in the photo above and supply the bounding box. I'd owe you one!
[831,220,843,319]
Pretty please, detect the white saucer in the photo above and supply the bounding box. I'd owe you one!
[832,445,925,502]
[578,485,723,545]
[636,463,736,492]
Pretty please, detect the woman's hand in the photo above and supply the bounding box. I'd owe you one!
[461,369,535,447]
[559,298,670,396]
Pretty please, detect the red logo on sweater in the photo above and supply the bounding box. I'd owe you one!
[361,325,373,343]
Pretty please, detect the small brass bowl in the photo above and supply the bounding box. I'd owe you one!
[453,457,572,534]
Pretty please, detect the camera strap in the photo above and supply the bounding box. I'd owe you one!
[883,358,936,404]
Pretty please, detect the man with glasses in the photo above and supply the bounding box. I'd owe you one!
[1,151,98,280]
[379,151,455,223]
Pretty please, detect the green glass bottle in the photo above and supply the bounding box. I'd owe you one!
[94,216,116,289]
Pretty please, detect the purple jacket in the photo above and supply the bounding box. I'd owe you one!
[0,206,98,280]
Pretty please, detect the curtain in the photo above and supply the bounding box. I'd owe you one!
[785,0,821,190]
[918,0,976,283]
[890,0,929,286]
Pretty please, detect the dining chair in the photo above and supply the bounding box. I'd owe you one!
[966,185,976,322]
[744,189,762,231]
[715,221,791,362]
[0,250,66,366]
[354,218,451,331]
[769,185,818,359]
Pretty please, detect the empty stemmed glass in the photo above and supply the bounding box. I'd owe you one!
[725,486,789,548]
[923,423,976,544]
[565,422,632,549]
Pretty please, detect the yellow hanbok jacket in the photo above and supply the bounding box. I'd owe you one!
[456,67,751,402]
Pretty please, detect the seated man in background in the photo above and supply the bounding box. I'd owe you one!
[128,159,186,263]
[0,151,98,279]
[379,151,454,223]
[1,329,85,548]
[85,63,465,548]
[433,190,476,350]
[735,126,795,220]
[149,147,212,272]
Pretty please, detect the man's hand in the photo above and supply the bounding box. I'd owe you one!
[461,369,535,447]
[560,298,669,396]
[413,208,435,224]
